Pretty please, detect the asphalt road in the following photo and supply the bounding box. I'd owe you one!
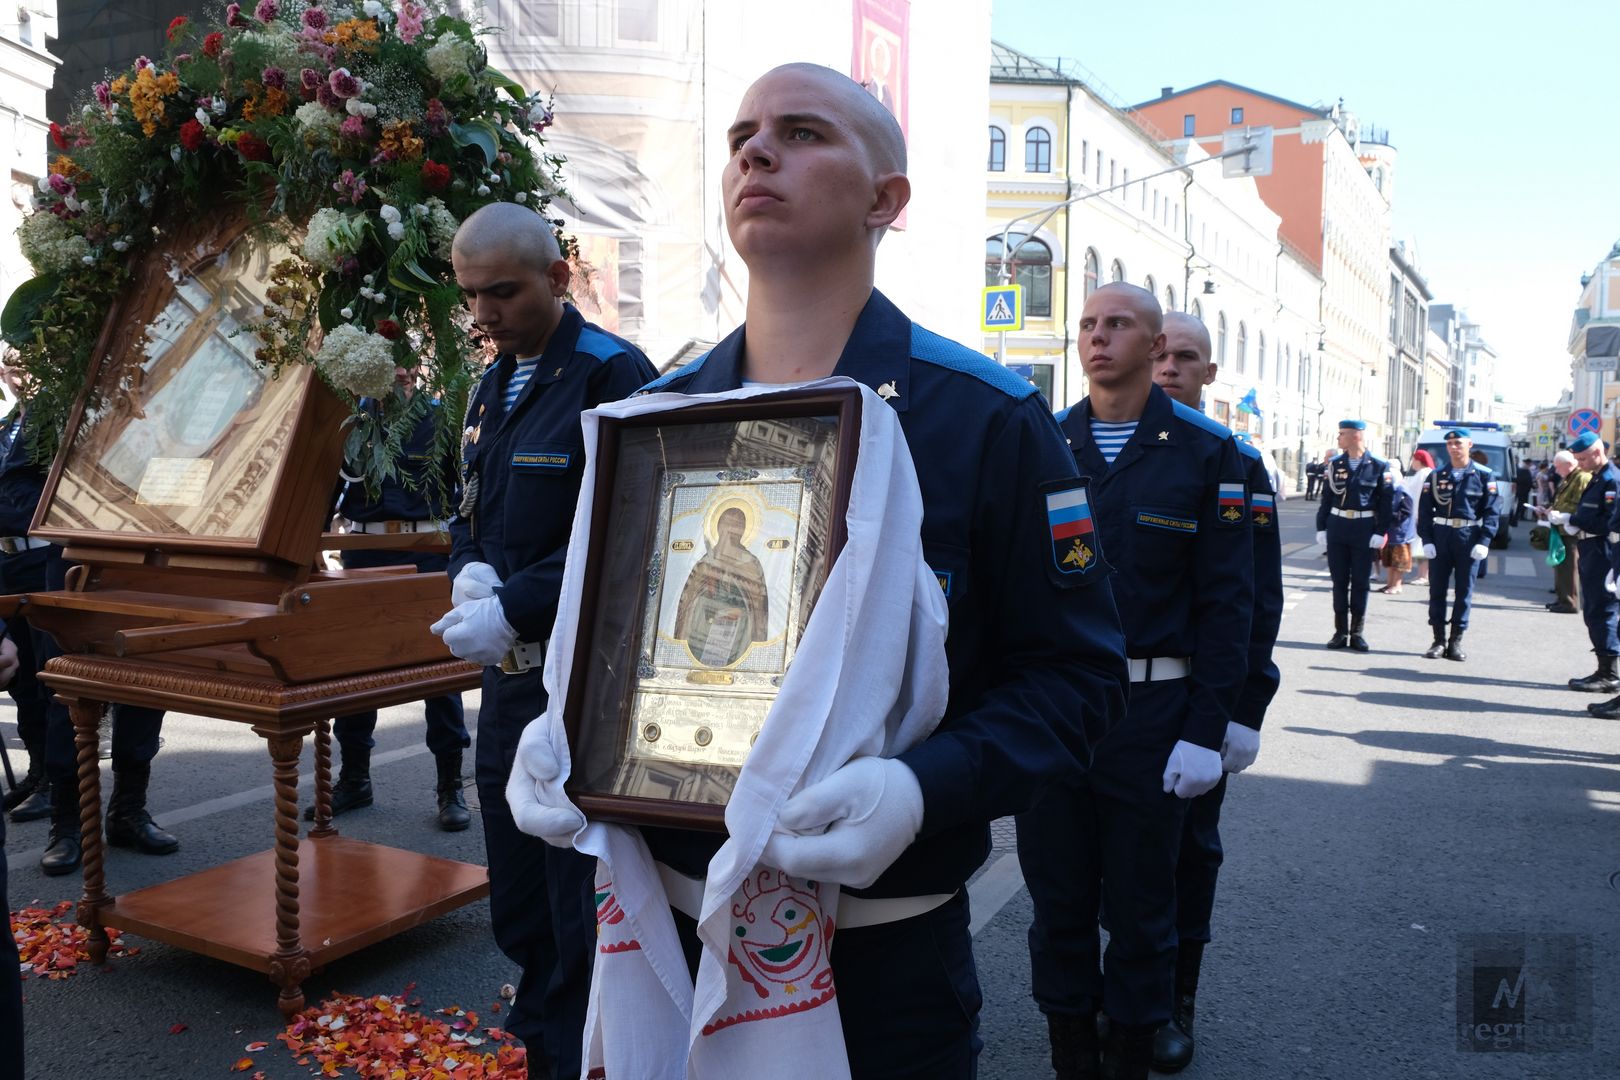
[6,497,1617,1079]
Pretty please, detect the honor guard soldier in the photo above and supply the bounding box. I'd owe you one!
[513,64,1129,1079]
[312,367,472,831]
[1020,285,1253,1080]
[1549,431,1620,691]
[432,202,657,1079]
[0,389,52,826]
[1416,427,1502,662]
[1316,420,1394,651]
[1146,312,1282,1072]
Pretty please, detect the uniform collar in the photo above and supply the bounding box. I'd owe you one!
[677,289,912,412]
[1062,381,1175,476]
[491,304,584,428]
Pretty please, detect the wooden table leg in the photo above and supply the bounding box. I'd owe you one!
[258,729,310,1017]
[67,696,110,964]
[308,718,337,839]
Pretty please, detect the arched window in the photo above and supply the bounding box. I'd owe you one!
[1143,274,1157,298]
[1216,312,1227,364]
[1235,321,1248,374]
[1165,285,1177,313]
[1257,331,1267,381]
[985,234,1052,317]
[1083,249,1100,299]
[1025,128,1052,173]
[988,126,1006,172]
[1109,259,1126,284]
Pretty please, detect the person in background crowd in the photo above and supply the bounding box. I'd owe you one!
[1316,422,1393,651]
[1514,459,1534,525]
[1405,450,1435,586]
[1541,450,1586,614]
[1417,428,1501,662]
[1549,432,1620,692]
[1380,459,1415,595]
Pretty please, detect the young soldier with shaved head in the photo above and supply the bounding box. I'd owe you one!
[1017,284,1254,1080]
[432,200,657,1080]
[1140,310,1284,1071]
[509,62,1129,1077]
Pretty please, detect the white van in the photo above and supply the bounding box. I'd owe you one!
[1412,421,1519,549]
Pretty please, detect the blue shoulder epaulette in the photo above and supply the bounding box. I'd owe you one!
[639,350,711,394]
[1235,439,1262,461]
[910,325,1036,399]
[1171,399,1232,440]
[576,326,631,363]
[1054,404,1073,424]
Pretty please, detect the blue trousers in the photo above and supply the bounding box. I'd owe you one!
[1575,537,1620,654]
[332,550,468,760]
[474,663,594,1080]
[1017,679,1190,1026]
[1326,539,1374,619]
[1427,530,1483,632]
[1,813,23,1080]
[1174,774,1229,944]
[0,548,51,749]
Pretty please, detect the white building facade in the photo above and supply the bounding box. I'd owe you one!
[1,2,60,310]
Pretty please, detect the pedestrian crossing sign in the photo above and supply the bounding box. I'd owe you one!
[982,284,1024,332]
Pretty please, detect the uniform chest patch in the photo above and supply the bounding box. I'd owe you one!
[1046,484,1100,576]
[1251,492,1276,528]
[512,451,570,470]
[1217,482,1246,524]
[1137,512,1197,534]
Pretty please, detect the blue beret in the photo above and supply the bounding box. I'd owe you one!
[1338,419,1366,430]
[1568,431,1598,452]
[1443,427,1472,440]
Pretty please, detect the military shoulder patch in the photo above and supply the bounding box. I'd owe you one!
[1217,482,1247,525]
[1044,480,1104,583]
[1251,492,1276,529]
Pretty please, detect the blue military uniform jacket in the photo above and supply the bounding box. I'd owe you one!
[1570,460,1619,546]
[1235,441,1283,732]
[0,411,45,537]
[1056,385,1254,751]
[447,304,657,642]
[1416,461,1500,547]
[338,400,457,525]
[1316,451,1394,540]
[640,289,1129,898]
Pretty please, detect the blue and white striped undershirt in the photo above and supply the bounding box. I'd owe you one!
[1090,419,1139,464]
[504,357,541,410]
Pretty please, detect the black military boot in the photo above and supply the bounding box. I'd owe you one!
[105,763,179,854]
[1443,627,1468,662]
[1099,1019,1154,1080]
[1325,614,1349,649]
[6,731,51,821]
[305,753,373,821]
[1568,654,1620,692]
[40,778,83,877]
[1152,941,1203,1073]
[1347,615,1370,652]
[1589,693,1620,719]
[435,751,471,832]
[1047,1011,1100,1080]
[1422,628,1447,659]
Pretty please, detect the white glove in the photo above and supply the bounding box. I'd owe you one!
[1469,544,1489,561]
[1422,543,1438,559]
[452,561,503,607]
[1221,722,1261,774]
[1606,570,1617,596]
[1369,534,1387,550]
[761,758,924,889]
[1162,740,1223,799]
[1548,511,1570,526]
[430,595,518,666]
[506,715,585,848]
[1315,530,1328,548]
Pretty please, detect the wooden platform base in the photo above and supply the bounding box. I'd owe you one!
[103,836,489,976]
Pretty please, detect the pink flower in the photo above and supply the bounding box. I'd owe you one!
[302,7,328,31]
[225,4,248,29]
[93,81,111,108]
[47,173,74,197]
[397,1,426,44]
[133,55,152,70]
[261,66,287,90]
[316,83,341,110]
[300,68,322,91]
[340,115,368,140]
[333,169,368,204]
[328,68,360,100]
[254,0,279,22]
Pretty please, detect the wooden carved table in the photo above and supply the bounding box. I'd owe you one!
[40,653,488,1016]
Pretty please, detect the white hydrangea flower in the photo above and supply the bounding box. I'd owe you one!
[302,207,365,270]
[195,108,212,127]
[295,101,341,141]
[16,211,93,275]
[387,222,405,241]
[514,192,527,204]
[379,205,401,224]
[317,324,396,398]
[340,306,354,319]
[424,35,475,83]
[422,197,460,262]
[475,184,490,196]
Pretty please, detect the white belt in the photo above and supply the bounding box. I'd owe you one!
[0,536,49,555]
[498,640,543,675]
[1330,508,1372,519]
[1128,656,1190,683]
[656,862,955,931]
[1432,517,1478,528]
[350,518,447,534]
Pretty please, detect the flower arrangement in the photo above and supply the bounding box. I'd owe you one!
[0,0,568,479]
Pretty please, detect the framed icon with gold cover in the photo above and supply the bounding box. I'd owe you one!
[562,386,861,830]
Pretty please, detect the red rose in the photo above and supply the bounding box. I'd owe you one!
[178,119,206,152]
[236,132,272,162]
[49,122,67,150]
[420,160,450,191]
[375,319,402,341]
[166,16,187,41]
[203,32,223,58]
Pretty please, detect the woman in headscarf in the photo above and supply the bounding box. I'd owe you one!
[1400,449,1435,587]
